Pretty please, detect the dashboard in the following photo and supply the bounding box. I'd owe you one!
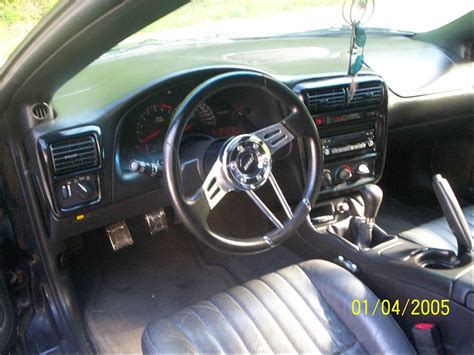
[25,34,472,240]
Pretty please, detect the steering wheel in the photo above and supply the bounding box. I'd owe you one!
[163,71,323,254]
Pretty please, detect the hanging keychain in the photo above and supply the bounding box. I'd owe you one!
[343,0,374,102]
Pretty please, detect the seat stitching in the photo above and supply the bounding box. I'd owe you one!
[274,268,346,352]
[144,326,160,354]
[222,290,275,353]
[344,337,367,354]
[240,284,298,353]
[205,299,251,354]
[300,263,409,353]
[168,312,205,354]
[188,305,226,354]
[306,280,371,354]
[145,318,198,354]
[255,278,319,351]
[294,264,368,352]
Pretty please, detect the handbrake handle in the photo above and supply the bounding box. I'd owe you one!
[432,174,472,255]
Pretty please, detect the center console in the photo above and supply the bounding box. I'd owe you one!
[291,75,472,354]
[294,75,387,198]
[292,180,473,354]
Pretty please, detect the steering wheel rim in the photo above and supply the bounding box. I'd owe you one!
[163,71,323,254]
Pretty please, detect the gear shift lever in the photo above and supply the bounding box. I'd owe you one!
[360,184,383,223]
[350,184,383,248]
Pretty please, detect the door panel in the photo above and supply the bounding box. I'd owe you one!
[0,175,15,352]
[0,272,14,353]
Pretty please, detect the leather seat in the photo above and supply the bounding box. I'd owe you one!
[142,260,414,354]
[400,205,473,253]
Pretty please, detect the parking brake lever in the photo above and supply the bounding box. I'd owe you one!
[432,174,472,256]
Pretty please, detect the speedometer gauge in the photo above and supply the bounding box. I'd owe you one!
[136,103,173,143]
[191,103,216,129]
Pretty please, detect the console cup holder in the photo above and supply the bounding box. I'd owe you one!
[413,249,462,269]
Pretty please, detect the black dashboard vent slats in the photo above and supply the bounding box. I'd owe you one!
[305,87,346,113]
[32,102,50,120]
[50,136,99,176]
[347,81,384,109]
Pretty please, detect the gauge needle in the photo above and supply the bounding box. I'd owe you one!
[140,129,161,143]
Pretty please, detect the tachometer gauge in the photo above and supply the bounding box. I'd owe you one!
[191,103,216,129]
[136,103,174,143]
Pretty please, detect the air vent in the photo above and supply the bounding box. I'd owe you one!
[50,136,99,176]
[305,87,346,113]
[32,102,50,120]
[347,81,384,109]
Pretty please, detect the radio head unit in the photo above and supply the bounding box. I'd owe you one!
[293,75,387,198]
[321,128,375,159]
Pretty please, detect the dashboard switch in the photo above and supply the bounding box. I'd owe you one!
[129,159,161,177]
[61,184,71,200]
[336,201,350,214]
[56,173,100,211]
[76,181,94,199]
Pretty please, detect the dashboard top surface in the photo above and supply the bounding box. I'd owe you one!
[51,35,470,120]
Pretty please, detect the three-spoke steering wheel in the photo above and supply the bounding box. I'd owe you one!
[163,71,323,254]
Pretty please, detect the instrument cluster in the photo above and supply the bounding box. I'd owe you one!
[119,85,257,163]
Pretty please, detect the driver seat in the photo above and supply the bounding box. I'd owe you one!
[142,260,415,354]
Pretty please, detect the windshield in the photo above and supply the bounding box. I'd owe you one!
[113,0,472,51]
[1,1,471,68]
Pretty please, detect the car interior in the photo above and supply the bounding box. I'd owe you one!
[0,1,472,354]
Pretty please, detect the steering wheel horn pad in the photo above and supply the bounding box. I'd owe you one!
[163,71,323,254]
[223,134,272,191]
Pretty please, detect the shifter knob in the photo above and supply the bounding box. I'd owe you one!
[360,184,383,220]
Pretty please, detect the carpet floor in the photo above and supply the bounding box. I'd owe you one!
[70,221,302,353]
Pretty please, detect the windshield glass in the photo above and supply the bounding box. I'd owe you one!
[113,0,472,51]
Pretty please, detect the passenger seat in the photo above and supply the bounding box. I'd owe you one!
[400,205,473,253]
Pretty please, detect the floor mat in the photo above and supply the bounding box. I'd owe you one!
[72,226,237,353]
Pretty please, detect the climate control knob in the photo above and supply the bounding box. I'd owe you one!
[337,166,352,182]
[322,169,333,188]
[357,163,371,177]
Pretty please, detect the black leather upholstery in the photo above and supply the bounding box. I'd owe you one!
[142,260,414,354]
[400,205,473,253]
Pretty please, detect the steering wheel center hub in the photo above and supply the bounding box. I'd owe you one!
[223,135,272,190]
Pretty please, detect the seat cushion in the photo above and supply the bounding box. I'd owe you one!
[400,205,473,253]
[142,260,414,354]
